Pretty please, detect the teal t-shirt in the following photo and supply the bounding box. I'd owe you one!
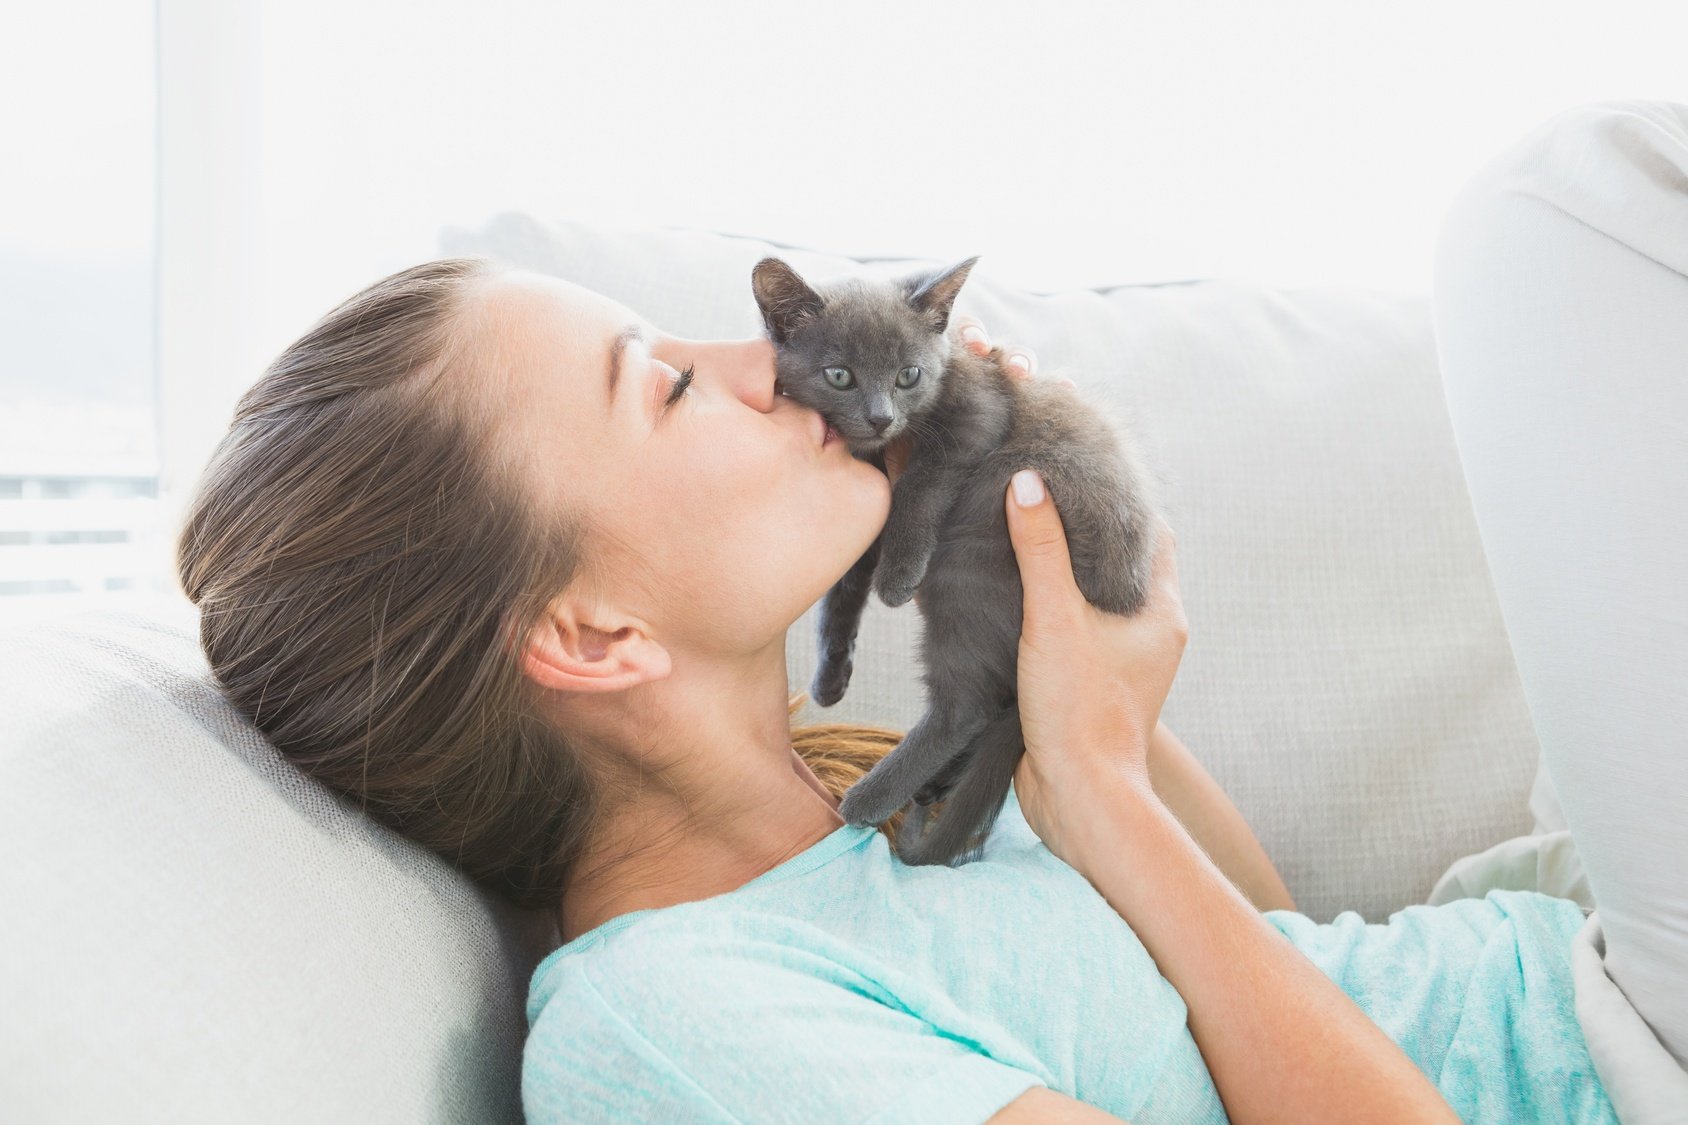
[524,786,1614,1123]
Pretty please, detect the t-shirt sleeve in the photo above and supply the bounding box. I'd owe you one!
[524,931,1047,1125]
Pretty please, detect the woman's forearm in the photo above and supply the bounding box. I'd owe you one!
[1066,779,1459,1125]
[1144,721,1297,912]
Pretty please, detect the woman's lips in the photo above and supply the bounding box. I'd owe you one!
[814,411,837,448]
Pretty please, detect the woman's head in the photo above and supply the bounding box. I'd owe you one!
[177,257,893,912]
[454,267,889,687]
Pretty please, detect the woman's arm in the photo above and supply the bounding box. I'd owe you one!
[1002,478,1457,1124]
[1144,721,1296,912]
[1065,775,1457,1124]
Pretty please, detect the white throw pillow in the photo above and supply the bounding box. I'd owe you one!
[0,601,555,1124]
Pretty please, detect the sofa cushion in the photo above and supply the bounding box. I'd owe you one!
[441,213,1541,923]
[0,600,555,1125]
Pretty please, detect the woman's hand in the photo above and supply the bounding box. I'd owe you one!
[1003,476,1186,866]
[882,316,1074,485]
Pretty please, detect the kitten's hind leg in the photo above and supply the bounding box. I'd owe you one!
[838,696,993,827]
[912,739,976,806]
[913,691,1015,807]
[895,703,1023,866]
[810,531,881,707]
[901,798,933,843]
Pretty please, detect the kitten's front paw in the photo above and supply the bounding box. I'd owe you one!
[874,562,925,608]
[839,776,912,827]
[810,653,853,708]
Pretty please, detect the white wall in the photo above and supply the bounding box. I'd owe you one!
[166,0,1686,521]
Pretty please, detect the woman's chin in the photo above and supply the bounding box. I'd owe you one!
[867,475,894,529]
[832,449,892,505]
[837,503,891,577]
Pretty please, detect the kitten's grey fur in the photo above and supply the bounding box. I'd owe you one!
[752,255,1169,866]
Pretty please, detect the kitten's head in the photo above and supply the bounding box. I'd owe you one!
[751,255,979,454]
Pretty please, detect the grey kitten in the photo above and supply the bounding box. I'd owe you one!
[752,255,1169,866]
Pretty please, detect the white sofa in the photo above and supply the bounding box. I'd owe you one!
[0,215,1554,1123]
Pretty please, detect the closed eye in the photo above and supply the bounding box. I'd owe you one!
[662,362,695,410]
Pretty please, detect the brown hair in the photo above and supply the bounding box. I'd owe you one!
[176,257,908,913]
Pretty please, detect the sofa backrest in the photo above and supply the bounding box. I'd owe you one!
[440,213,1541,923]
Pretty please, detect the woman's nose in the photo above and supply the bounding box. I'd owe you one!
[659,336,780,411]
[720,338,780,411]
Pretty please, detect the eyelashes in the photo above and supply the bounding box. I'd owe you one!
[662,362,695,408]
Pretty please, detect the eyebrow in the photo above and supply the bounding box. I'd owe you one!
[605,322,647,415]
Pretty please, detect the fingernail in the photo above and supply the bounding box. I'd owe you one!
[1006,352,1031,372]
[1012,468,1044,506]
[961,324,987,347]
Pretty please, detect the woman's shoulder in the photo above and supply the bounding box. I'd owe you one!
[535,901,883,999]
[522,906,1052,1125]
[525,848,897,1020]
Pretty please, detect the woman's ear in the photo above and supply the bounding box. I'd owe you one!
[515,594,672,695]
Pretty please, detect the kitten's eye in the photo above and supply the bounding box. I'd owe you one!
[822,365,854,389]
[897,365,922,388]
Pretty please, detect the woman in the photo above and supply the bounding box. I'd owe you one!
[174,100,1686,1123]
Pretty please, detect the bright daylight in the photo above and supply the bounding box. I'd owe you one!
[2,2,1684,1123]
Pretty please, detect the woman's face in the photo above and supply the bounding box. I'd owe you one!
[460,268,891,667]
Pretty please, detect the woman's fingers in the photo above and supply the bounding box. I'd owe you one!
[1004,469,1084,634]
[951,316,1036,373]
[948,316,1075,390]
[1144,517,1188,636]
[951,315,992,357]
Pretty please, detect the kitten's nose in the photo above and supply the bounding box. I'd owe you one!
[867,413,893,435]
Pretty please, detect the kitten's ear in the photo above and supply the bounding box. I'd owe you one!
[903,256,980,334]
[751,257,825,344]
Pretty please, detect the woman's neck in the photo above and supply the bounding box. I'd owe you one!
[557,746,844,945]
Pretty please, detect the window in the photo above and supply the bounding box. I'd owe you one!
[0,1,166,622]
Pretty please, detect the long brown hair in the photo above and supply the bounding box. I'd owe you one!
[176,257,907,913]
